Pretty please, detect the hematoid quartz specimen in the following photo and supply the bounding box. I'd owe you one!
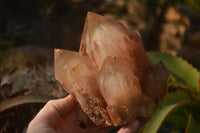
[55,12,169,128]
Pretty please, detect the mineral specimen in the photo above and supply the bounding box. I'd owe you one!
[55,12,169,128]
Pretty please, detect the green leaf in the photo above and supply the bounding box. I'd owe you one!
[0,95,55,112]
[185,112,200,133]
[165,109,189,128]
[148,52,200,90]
[141,92,200,133]
[0,95,56,132]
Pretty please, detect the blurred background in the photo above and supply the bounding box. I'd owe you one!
[0,0,200,132]
[0,0,200,68]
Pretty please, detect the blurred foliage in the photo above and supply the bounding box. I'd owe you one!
[185,0,200,11]
[0,39,13,50]
[0,0,200,51]
[146,0,200,10]
[0,39,13,61]
[126,0,200,14]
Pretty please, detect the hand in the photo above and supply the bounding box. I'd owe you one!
[27,95,139,133]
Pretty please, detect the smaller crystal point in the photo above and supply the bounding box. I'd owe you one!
[97,56,142,126]
[54,49,111,126]
[143,61,170,103]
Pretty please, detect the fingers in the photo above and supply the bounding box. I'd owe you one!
[32,95,75,126]
[57,106,112,133]
[117,120,139,133]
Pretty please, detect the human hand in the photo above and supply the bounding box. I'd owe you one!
[27,95,139,133]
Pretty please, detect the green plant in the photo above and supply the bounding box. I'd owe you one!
[0,95,55,132]
[141,52,200,133]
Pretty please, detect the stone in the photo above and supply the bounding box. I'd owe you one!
[55,12,169,128]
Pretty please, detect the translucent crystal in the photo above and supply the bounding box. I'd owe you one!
[54,12,169,128]
[97,56,142,126]
[80,12,135,70]
[54,49,111,126]
[143,61,170,103]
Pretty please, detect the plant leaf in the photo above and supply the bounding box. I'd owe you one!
[165,108,189,128]
[0,95,56,133]
[0,95,55,112]
[141,92,200,133]
[185,112,200,133]
[148,52,200,89]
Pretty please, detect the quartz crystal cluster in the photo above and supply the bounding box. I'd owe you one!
[55,12,169,127]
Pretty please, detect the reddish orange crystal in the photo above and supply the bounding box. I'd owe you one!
[54,12,169,128]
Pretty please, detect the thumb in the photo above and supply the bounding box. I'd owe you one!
[31,95,75,126]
